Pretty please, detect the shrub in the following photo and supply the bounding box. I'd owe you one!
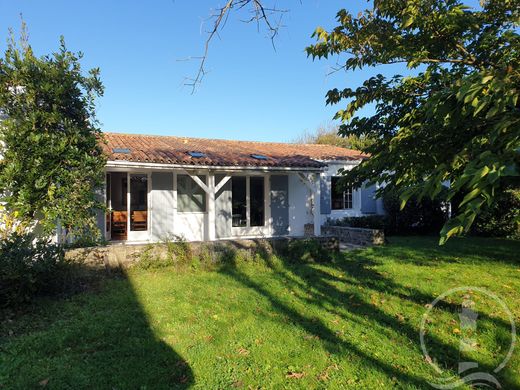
[0,233,82,308]
[136,235,195,270]
[382,191,448,235]
[471,188,520,239]
[326,215,387,230]
[283,239,334,263]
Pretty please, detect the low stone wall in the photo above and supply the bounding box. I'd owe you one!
[321,226,385,246]
[65,236,340,270]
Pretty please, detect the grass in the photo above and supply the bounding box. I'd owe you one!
[1,236,519,389]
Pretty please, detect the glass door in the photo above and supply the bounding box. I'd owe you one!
[109,172,128,241]
[105,173,111,241]
[128,173,149,241]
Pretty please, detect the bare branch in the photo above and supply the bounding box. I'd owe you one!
[185,1,288,94]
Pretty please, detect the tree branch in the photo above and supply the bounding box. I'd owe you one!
[184,1,288,93]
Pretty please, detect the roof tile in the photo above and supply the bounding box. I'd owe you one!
[102,132,366,168]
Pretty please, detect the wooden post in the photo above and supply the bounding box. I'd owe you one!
[172,171,177,237]
[207,173,216,241]
[314,174,321,236]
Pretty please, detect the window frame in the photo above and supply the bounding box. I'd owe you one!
[177,174,207,213]
[331,176,353,210]
[231,175,266,229]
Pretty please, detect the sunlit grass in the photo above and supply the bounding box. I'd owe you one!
[1,236,519,389]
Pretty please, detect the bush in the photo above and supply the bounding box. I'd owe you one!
[325,215,387,230]
[326,191,448,235]
[137,235,195,270]
[471,188,520,239]
[283,239,334,263]
[0,233,78,308]
[382,191,448,235]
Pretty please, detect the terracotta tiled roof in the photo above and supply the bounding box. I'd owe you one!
[102,132,365,169]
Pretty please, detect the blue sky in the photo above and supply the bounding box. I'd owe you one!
[1,0,408,142]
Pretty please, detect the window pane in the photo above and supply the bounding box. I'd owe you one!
[130,174,147,231]
[250,177,265,226]
[178,175,207,212]
[232,176,247,227]
[331,176,344,210]
[331,176,353,210]
[345,187,353,209]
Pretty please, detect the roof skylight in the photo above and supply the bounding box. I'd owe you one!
[251,154,268,160]
[112,148,131,154]
[188,151,206,158]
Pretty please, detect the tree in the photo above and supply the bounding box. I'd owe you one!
[305,0,519,243]
[295,123,375,151]
[0,25,105,238]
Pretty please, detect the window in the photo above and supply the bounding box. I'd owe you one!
[130,174,148,231]
[251,154,268,160]
[187,151,206,158]
[178,175,206,212]
[331,176,353,210]
[232,177,247,227]
[112,148,131,154]
[250,177,265,226]
[232,176,265,227]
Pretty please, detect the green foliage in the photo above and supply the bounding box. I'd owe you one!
[383,191,449,235]
[283,239,334,263]
[295,123,375,151]
[327,193,448,235]
[471,187,520,238]
[0,24,106,238]
[326,215,388,230]
[306,0,520,243]
[0,233,83,308]
[137,235,194,270]
[1,237,519,388]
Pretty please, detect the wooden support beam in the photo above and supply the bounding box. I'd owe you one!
[313,174,321,236]
[297,172,314,192]
[215,175,231,193]
[180,169,210,193]
[207,174,216,241]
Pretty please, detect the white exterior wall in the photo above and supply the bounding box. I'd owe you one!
[288,173,313,236]
[174,212,206,241]
[320,162,366,226]
[102,159,381,243]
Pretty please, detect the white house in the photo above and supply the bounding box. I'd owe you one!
[96,132,384,243]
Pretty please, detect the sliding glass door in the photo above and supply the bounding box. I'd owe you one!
[231,175,266,233]
[129,174,148,239]
[108,172,149,241]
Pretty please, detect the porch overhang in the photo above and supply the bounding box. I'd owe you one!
[105,160,325,173]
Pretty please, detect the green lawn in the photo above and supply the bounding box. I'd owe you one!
[1,237,519,389]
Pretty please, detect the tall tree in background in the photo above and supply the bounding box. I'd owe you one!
[306,0,519,243]
[295,123,375,151]
[0,25,105,238]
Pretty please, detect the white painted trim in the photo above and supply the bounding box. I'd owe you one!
[215,175,231,193]
[106,160,324,172]
[207,173,216,241]
[230,173,270,236]
[179,169,210,194]
[126,172,151,241]
[172,171,177,236]
[297,172,315,192]
[313,174,321,236]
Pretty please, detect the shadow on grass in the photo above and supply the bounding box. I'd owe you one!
[0,267,193,389]
[378,236,520,266]
[218,238,518,388]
